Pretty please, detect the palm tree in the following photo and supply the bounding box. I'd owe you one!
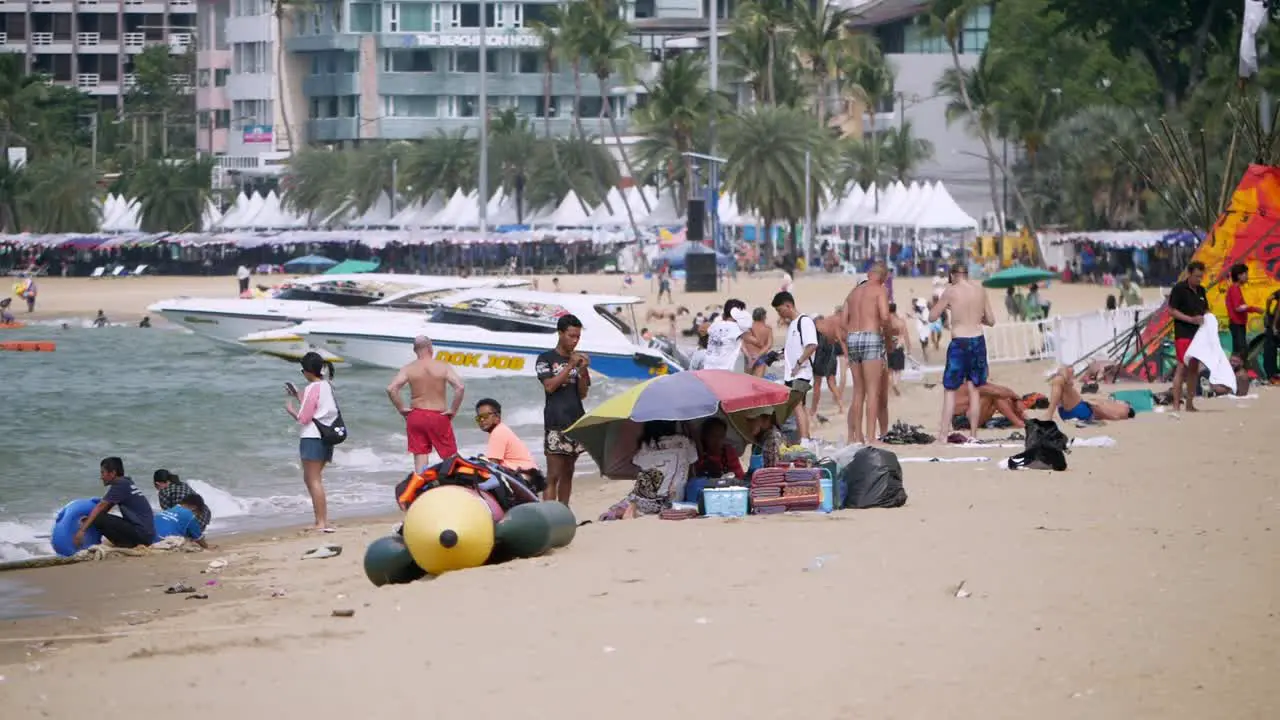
[488,109,539,223]
[721,105,833,271]
[130,156,216,231]
[881,120,935,182]
[633,53,725,206]
[524,134,619,211]
[0,54,50,156]
[790,2,856,125]
[23,152,100,233]
[401,130,478,202]
[839,47,894,209]
[0,160,28,232]
[282,148,350,225]
[526,7,590,217]
[272,0,314,153]
[738,0,793,106]
[837,135,892,191]
[342,142,406,220]
[576,0,647,231]
[558,0,615,216]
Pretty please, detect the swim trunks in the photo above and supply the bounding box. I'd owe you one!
[845,331,885,363]
[942,335,989,390]
[1174,337,1193,364]
[1058,401,1094,422]
[544,429,585,457]
[887,347,906,372]
[812,338,838,377]
[405,408,459,458]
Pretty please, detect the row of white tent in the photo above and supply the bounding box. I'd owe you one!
[96,179,977,233]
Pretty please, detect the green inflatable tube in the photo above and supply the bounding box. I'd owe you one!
[363,534,428,586]
[495,502,577,558]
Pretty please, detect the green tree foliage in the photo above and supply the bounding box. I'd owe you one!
[130,157,216,232]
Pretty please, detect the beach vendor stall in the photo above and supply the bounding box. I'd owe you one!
[565,370,788,520]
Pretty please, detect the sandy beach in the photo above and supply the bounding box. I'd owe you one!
[3,270,1277,718]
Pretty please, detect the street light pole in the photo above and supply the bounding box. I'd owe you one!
[477,0,489,238]
[803,149,812,268]
[707,0,719,251]
[80,112,99,171]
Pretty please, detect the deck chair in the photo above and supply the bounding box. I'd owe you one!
[133,264,149,276]
[89,266,106,278]
[110,265,126,277]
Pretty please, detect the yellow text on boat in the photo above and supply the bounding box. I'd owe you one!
[436,351,526,371]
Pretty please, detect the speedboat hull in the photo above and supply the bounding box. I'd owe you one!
[304,329,680,380]
[237,329,344,363]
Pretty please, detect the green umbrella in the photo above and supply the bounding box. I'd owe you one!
[982,265,1059,289]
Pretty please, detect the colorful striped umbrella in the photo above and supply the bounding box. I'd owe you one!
[566,370,789,478]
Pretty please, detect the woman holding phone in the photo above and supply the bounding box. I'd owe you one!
[285,352,339,532]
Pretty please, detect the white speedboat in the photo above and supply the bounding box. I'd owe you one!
[281,288,683,379]
[148,274,529,360]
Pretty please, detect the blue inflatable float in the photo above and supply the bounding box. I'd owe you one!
[50,497,102,557]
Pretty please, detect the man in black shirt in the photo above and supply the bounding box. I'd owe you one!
[1167,261,1209,411]
[1264,289,1280,381]
[536,314,590,504]
[75,457,156,549]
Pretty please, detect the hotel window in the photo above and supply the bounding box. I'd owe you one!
[516,51,541,74]
[961,4,991,54]
[232,42,271,73]
[449,95,479,117]
[383,49,435,72]
[215,68,229,86]
[383,95,439,117]
[197,68,210,87]
[535,95,560,118]
[523,3,547,25]
[349,2,375,31]
[459,3,480,27]
[449,49,499,73]
[902,19,946,54]
[215,110,230,128]
[384,3,432,32]
[487,3,521,27]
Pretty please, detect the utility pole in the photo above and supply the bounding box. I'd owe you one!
[142,114,150,160]
[803,149,812,268]
[477,0,489,238]
[390,156,398,217]
[708,0,719,250]
[81,112,99,171]
[162,109,169,157]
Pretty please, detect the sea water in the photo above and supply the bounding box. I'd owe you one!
[0,323,629,561]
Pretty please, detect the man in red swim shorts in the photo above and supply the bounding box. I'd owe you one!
[386,336,466,471]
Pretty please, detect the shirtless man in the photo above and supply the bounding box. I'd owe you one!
[1047,365,1134,423]
[929,265,995,441]
[743,307,775,377]
[872,302,911,438]
[810,314,847,416]
[952,382,1027,430]
[386,336,466,472]
[840,264,890,444]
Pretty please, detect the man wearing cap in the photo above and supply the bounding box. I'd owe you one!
[387,335,466,472]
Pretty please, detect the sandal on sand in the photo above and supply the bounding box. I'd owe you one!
[165,583,195,595]
[302,544,343,560]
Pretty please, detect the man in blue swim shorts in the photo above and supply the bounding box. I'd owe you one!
[1047,365,1135,423]
[929,265,995,441]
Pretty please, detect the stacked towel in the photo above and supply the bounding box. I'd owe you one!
[659,507,699,521]
[750,464,824,513]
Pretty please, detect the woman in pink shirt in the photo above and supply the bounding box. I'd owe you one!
[285,353,339,532]
[475,398,537,471]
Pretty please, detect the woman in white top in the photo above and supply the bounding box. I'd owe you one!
[285,352,338,531]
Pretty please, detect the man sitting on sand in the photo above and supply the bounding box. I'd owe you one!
[386,336,466,472]
[1047,366,1134,423]
[74,457,155,549]
[952,382,1027,429]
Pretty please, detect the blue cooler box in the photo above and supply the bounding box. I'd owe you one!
[702,487,749,517]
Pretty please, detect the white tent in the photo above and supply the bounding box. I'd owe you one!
[216,192,250,230]
[389,190,446,228]
[447,190,482,227]
[486,189,524,226]
[886,182,934,227]
[200,198,222,231]
[644,189,684,226]
[427,189,470,226]
[347,192,396,228]
[868,181,921,226]
[543,190,592,227]
[853,182,902,225]
[587,187,625,226]
[819,184,864,226]
[916,181,978,230]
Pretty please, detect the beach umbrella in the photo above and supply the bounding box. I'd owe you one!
[283,254,338,273]
[565,370,789,478]
[981,265,1059,289]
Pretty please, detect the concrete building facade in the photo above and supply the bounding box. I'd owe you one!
[0,0,196,109]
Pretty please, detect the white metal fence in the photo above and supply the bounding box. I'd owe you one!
[919,303,1163,371]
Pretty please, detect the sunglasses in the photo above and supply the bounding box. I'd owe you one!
[474,412,497,423]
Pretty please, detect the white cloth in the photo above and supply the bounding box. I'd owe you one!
[783,314,818,382]
[702,308,752,371]
[1241,0,1269,78]
[236,265,250,280]
[633,436,697,500]
[1184,313,1236,388]
[298,380,339,439]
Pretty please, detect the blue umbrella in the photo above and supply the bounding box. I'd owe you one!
[283,255,338,273]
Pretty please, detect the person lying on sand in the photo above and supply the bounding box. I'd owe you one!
[952,382,1027,429]
[1047,366,1134,423]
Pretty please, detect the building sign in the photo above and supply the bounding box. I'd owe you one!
[411,32,540,49]
[242,125,273,144]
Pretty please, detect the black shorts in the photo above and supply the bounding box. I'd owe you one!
[887,348,906,371]
[812,344,837,377]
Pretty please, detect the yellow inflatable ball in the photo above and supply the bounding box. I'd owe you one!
[402,486,495,575]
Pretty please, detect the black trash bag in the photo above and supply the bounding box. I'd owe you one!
[1007,418,1069,471]
[840,447,908,509]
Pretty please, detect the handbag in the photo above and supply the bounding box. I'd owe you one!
[311,383,348,446]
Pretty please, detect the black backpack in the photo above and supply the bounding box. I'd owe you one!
[1007,419,1069,471]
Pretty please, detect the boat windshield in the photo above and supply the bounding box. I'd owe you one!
[426,296,562,334]
[274,279,425,306]
[595,304,637,342]
[377,288,475,309]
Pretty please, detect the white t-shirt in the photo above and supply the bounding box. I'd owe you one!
[299,380,339,439]
[236,265,251,280]
[702,308,752,371]
[783,314,818,382]
[633,435,698,500]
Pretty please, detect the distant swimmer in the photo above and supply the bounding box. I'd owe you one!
[386,336,465,472]
[138,316,151,328]
[929,265,995,441]
[93,309,109,328]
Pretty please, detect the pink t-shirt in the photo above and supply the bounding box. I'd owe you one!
[486,422,537,471]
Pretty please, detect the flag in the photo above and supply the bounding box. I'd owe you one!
[1240,0,1270,78]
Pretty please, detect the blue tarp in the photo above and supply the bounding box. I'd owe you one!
[283,254,338,272]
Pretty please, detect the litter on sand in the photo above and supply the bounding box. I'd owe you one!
[301,544,342,560]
